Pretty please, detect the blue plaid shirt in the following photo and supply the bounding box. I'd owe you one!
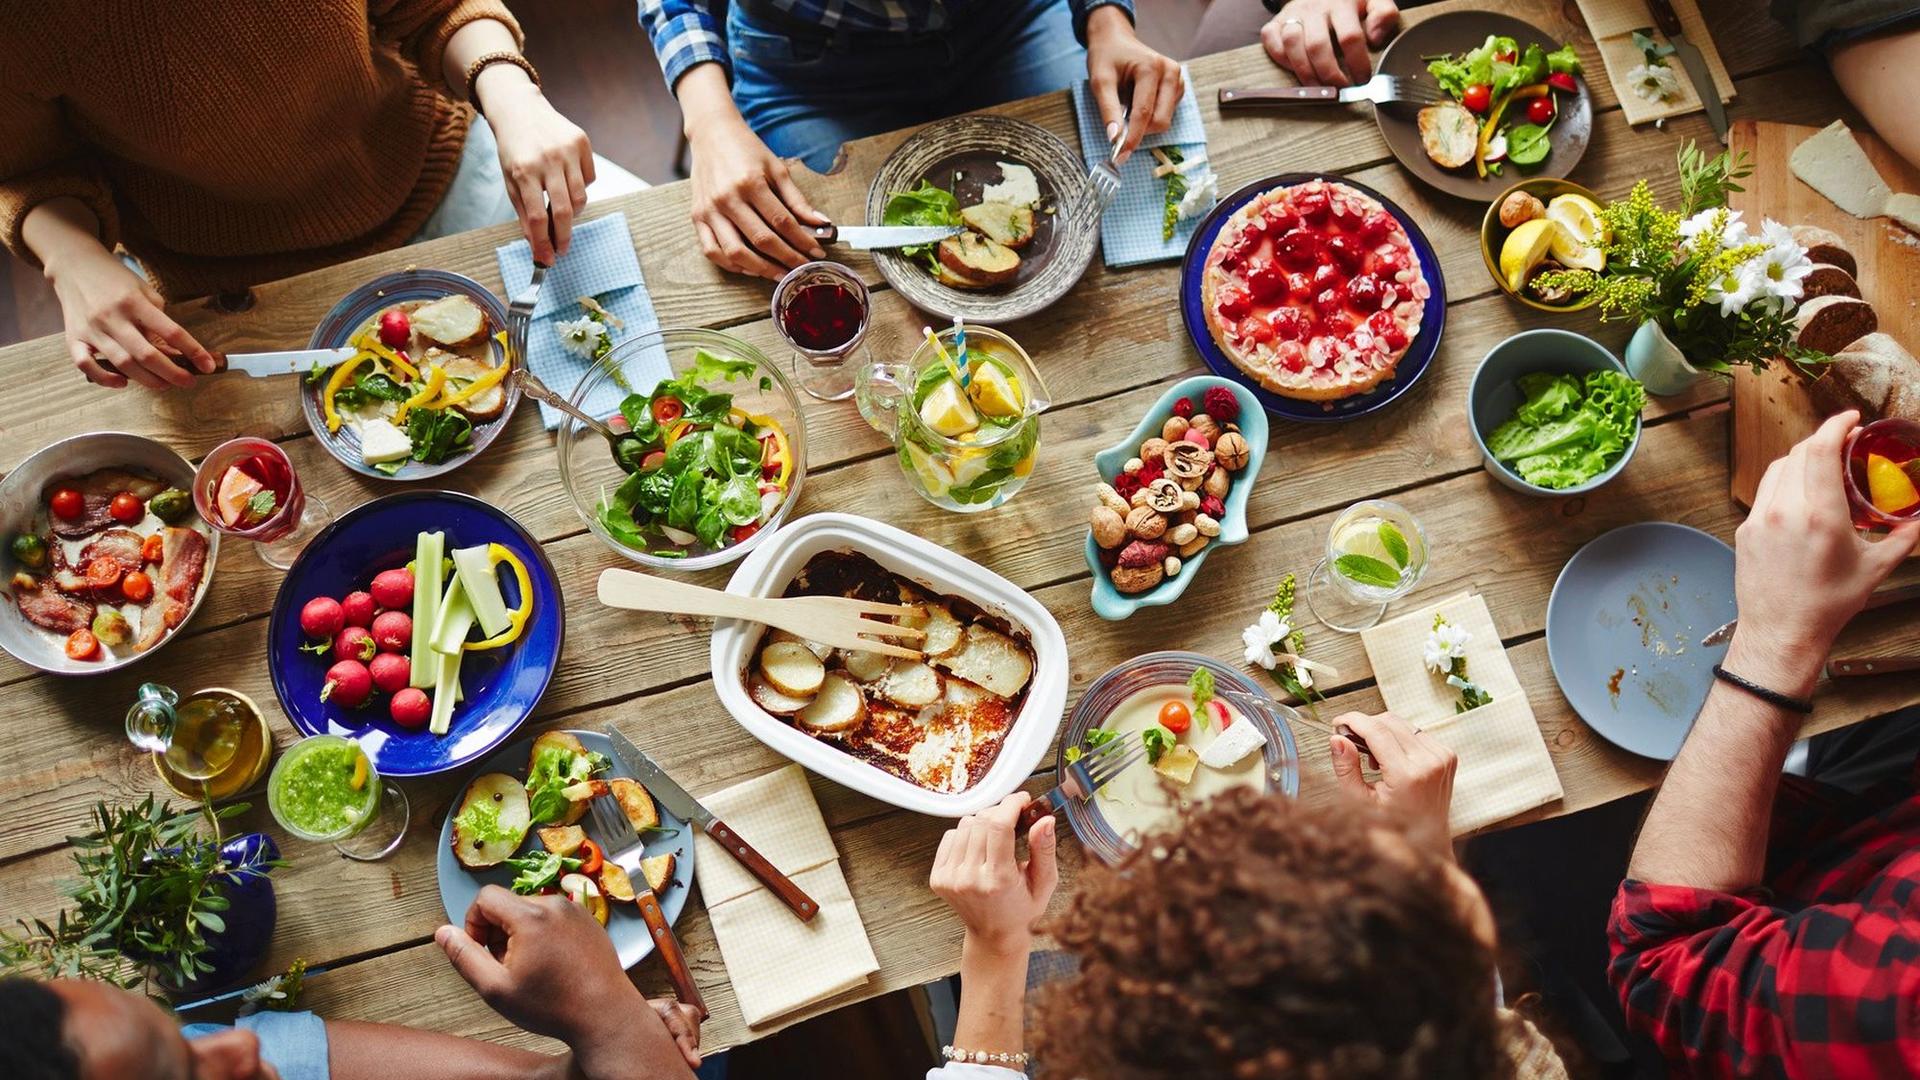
[639,0,1134,91]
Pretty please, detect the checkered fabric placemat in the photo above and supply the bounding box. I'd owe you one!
[1069,65,1215,269]
[495,212,668,429]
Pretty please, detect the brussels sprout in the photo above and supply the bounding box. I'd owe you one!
[9,534,48,570]
[148,488,192,524]
[91,610,132,648]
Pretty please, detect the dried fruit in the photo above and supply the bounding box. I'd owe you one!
[1215,432,1251,471]
[1499,189,1545,229]
[1203,467,1231,499]
[1096,482,1130,515]
[1187,414,1222,444]
[1113,473,1144,501]
[1162,415,1191,441]
[1200,495,1226,518]
[1097,544,1121,569]
[1202,387,1240,422]
[1117,539,1171,569]
[1090,506,1128,548]
[1111,564,1165,594]
[1167,522,1199,546]
[1143,479,1185,513]
[1163,555,1183,577]
[1172,397,1196,419]
[1136,460,1167,487]
[1125,506,1168,539]
[1165,441,1213,480]
[1195,513,1222,537]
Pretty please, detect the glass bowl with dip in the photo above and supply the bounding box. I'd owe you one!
[1057,652,1299,866]
[267,734,409,860]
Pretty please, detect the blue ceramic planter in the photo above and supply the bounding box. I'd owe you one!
[145,832,280,995]
[1086,376,1268,620]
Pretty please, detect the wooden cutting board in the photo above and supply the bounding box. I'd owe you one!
[1728,119,1920,506]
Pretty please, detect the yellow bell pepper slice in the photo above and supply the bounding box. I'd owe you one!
[747,413,793,489]
[350,331,417,379]
[321,354,373,433]
[439,360,510,408]
[661,419,694,450]
[393,364,445,425]
[464,543,534,651]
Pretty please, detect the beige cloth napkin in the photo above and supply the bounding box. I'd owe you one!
[692,764,878,1028]
[1359,592,1563,834]
[1575,0,1735,126]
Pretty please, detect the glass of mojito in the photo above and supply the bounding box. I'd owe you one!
[1305,499,1430,632]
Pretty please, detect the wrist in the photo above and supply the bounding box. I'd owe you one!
[1723,629,1823,702]
[1085,4,1134,44]
[961,927,1033,967]
[561,982,650,1061]
[473,63,540,116]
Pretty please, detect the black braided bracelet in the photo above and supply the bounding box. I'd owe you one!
[1712,665,1814,714]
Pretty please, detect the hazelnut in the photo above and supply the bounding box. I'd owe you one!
[1195,513,1221,538]
[1117,539,1170,569]
[1179,489,1201,512]
[1203,467,1231,499]
[1123,457,1144,475]
[1187,415,1222,443]
[1162,415,1190,441]
[1125,506,1168,539]
[1215,432,1251,471]
[1143,479,1185,513]
[1096,482,1130,515]
[1499,189,1545,229]
[1167,523,1198,546]
[1172,508,1197,527]
[1163,555,1183,577]
[1179,534,1209,558]
[1139,437,1171,463]
[1164,441,1213,480]
[1090,507,1127,549]
[1110,564,1165,594]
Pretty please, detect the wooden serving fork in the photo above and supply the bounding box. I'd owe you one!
[596,568,926,659]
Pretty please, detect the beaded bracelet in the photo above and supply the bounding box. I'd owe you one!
[463,51,541,110]
[1712,665,1814,714]
[942,1043,1030,1068]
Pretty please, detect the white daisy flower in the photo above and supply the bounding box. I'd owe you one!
[1241,609,1290,670]
[1745,218,1814,306]
[1706,261,1765,318]
[555,316,607,358]
[1627,62,1682,103]
[1422,621,1473,673]
[1678,208,1747,251]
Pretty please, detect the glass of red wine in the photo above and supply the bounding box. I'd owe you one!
[1844,418,1920,529]
[192,437,331,570]
[772,261,870,401]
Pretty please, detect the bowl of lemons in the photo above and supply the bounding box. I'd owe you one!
[1480,179,1605,313]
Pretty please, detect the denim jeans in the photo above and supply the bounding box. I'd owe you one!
[727,0,1088,172]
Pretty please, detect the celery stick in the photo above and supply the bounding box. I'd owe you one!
[431,577,475,656]
[409,532,445,689]
[429,650,461,735]
[452,544,511,638]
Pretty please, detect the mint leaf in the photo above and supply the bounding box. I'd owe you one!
[1377,523,1410,568]
[1334,554,1401,589]
[242,490,277,527]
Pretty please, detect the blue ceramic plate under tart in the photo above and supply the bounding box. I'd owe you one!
[304,269,518,481]
[267,491,564,777]
[435,729,694,969]
[1086,375,1268,620]
[1178,173,1447,423]
[1546,522,1735,761]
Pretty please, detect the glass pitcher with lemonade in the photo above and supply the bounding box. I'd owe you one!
[854,325,1048,512]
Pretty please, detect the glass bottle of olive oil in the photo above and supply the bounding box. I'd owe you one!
[126,683,272,800]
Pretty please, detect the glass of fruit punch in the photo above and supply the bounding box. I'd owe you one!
[193,437,331,570]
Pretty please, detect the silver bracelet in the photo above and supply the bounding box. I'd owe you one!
[943,1043,1031,1068]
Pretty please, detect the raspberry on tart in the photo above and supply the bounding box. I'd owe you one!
[1200,179,1429,403]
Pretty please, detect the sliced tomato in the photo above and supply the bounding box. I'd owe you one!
[651,396,684,424]
[731,522,760,544]
[65,629,100,660]
[86,559,123,590]
[141,533,165,564]
[50,488,84,520]
[576,838,604,876]
[122,571,154,604]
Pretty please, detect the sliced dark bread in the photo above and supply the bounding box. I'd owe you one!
[1811,332,1920,422]
[1800,263,1861,301]
[1795,294,1877,355]
[1790,225,1857,279]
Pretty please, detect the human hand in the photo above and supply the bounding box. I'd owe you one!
[929,791,1058,957]
[1262,0,1400,88]
[477,67,594,264]
[1726,410,1920,698]
[687,118,829,280]
[435,886,643,1046]
[1328,710,1457,862]
[46,243,215,390]
[649,998,703,1070]
[1085,5,1185,163]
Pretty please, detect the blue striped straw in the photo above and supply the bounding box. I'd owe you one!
[952,317,970,389]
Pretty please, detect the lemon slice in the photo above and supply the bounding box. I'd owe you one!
[1545,193,1606,271]
[1333,520,1397,565]
[902,441,954,497]
[917,379,980,438]
[1499,218,1557,293]
[1866,452,1920,514]
[967,360,1024,418]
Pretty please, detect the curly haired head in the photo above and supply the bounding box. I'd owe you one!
[1031,788,1505,1080]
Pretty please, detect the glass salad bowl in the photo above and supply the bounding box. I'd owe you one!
[556,327,808,572]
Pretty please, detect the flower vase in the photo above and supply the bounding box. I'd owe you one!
[148,832,281,995]
[1625,319,1704,396]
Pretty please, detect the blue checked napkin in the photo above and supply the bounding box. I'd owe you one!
[1069,66,1215,269]
[495,212,668,429]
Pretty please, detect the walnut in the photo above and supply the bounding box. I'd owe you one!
[1117,539,1170,569]
[1187,415,1222,444]
[1167,522,1198,546]
[1123,457,1143,475]
[1143,479,1185,513]
[1139,437,1171,463]
[1096,482,1130,515]
[1203,467,1231,499]
[1179,534,1209,557]
[1164,441,1213,480]
[1162,415,1190,441]
[1125,506,1167,539]
[1215,432,1251,471]
[1163,555,1183,577]
[1110,564,1165,594]
[1090,507,1127,549]
[1195,513,1222,538]
[1498,189,1545,229]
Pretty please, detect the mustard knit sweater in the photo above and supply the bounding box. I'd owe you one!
[0,0,521,299]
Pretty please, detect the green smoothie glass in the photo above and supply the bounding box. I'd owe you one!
[267,734,409,860]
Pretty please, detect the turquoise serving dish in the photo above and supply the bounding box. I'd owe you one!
[1086,375,1269,620]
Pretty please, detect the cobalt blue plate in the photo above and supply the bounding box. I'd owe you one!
[1178,173,1447,423]
[267,491,564,777]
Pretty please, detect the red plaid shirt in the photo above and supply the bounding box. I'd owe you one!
[1609,759,1920,1078]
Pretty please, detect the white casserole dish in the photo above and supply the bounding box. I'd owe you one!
[712,512,1067,817]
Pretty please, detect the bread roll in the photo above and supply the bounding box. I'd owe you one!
[1791,225,1858,279]
[1809,332,1920,422]
[1795,294,1877,354]
[1800,263,1861,301]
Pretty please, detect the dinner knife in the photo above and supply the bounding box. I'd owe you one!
[1701,581,1920,646]
[213,347,356,378]
[609,731,819,922]
[1646,0,1728,144]
[810,223,963,250]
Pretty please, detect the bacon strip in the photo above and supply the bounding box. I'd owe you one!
[11,577,94,634]
[134,527,208,652]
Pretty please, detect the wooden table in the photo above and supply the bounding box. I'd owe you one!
[1,0,1915,1055]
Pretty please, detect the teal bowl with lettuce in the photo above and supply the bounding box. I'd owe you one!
[1468,329,1645,496]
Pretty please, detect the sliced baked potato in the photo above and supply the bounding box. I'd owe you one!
[1417,102,1478,170]
[768,628,833,662]
[451,772,531,869]
[932,624,1033,698]
[937,233,1020,286]
[536,824,586,858]
[439,352,505,422]
[608,777,660,833]
[875,661,943,707]
[760,640,826,697]
[411,294,489,348]
[641,852,677,893]
[960,201,1036,250]
[749,673,814,716]
[597,861,637,903]
[796,672,867,733]
[841,649,893,683]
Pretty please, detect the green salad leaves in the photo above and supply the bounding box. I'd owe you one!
[505,849,582,895]
[883,180,961,268]
[525,743,609,826]
[1425,35,1580,100]
[1487,370,1646,489]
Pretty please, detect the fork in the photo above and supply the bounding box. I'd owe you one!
[1067,105,1129,234]
[509,364,625,445]
[596,567,928,659]
[1218,75,1445,110]
[586,792,707,1017]
[505,258,546,380]
[1017,732,1146,831]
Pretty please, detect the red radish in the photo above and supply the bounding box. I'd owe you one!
[334,625,376,663]
[321,659,374,707]
[378,309,410,348]
[389,688,431,728]
[369,652,411,695]
[300,596,345,639]
[341,591,375,628]
[370,567,413,610]
[1207,700,1231,729]
[371,610,411,653]
[1547,72,1578,94]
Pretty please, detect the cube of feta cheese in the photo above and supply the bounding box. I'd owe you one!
[1199,719,1268,770]
[358,418,413,465]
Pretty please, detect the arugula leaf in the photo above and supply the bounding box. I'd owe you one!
[505,850,582,895]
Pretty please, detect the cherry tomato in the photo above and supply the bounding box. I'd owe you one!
[576,838,604,876]
[1495,49,1516,63]
[141,533,165,564]
[1525,96,1554,125]
[1462,84,1492,114]
[50,488,84,520]
[640,450,666,471]
[109,492,144,524]
[86,559,123,590]
[65,628,100,661]
[731,522,761,544]
[651,397,684,424]
[1158,700,1192,733]
[122,571,154,604]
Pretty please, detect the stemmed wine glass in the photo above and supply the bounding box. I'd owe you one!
[192,437,330,570]
[772,261,870,401]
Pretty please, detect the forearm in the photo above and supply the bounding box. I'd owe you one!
[442,18,526,102]
[1627,631,1817,890]
[677,63,747,143]
[952,934,1030,1058]
[19,197,111,279]
[326,1019,569,1080]
[564,988,699,1080]
[1080,0,1138,44]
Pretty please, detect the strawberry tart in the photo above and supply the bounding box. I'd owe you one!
[1200,179,1430,402]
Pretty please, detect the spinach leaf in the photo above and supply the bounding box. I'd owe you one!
[667,469,701,531]
[405,409,472,464]
[1506,123,1553,166]
[694,506,728,549]
[717,473,762,526]
[356,373,411,402]
[664,431,710,474]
